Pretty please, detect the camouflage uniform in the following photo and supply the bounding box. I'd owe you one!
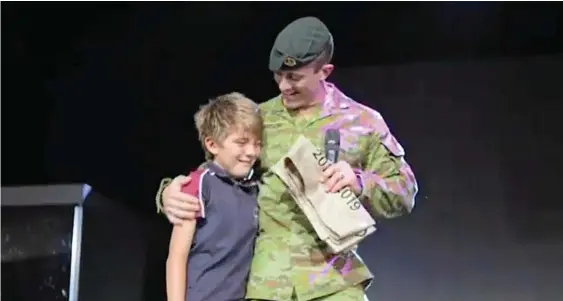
[157,17,418,301]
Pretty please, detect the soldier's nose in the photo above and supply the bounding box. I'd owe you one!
[278,79,291,91]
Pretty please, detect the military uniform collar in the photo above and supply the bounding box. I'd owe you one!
[320,81,351,116]
[270,81,351,116]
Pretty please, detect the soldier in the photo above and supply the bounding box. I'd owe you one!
[156,17,418,301]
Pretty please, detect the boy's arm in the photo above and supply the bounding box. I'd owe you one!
[166,221,196,301]
[165,170,206,301]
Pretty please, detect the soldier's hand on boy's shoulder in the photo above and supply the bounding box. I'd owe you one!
[163,175,201,224]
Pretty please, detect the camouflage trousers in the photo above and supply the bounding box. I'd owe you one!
[247,285,368,301]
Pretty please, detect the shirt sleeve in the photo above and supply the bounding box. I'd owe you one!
[155,178,173,214]
[180,170,208,218]
[155,163,209,214]
[355,117,418,219]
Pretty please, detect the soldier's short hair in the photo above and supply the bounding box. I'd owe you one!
[310,45,333,71]
[194,92,263,160]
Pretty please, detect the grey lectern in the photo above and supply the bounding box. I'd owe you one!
[1,184,91,301]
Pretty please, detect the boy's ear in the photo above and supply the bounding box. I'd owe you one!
[204,137,219,156]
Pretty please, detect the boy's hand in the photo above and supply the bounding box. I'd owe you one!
[163,175,201,224]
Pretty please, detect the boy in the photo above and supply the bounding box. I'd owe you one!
[166,92,263,301]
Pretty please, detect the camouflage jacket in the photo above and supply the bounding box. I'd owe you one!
[156,82,418,301]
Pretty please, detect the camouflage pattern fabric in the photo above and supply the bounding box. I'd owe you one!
[247,284,367,301]
[243,82,418,301]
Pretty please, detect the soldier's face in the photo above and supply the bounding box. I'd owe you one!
[274,63,334,110]
[205,129,262,179]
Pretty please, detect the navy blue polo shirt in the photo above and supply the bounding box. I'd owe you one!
[181,162,259,301]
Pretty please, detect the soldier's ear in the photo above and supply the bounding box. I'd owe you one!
[319,64,334,80]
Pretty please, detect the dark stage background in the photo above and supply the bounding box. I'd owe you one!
[2,2,563,301]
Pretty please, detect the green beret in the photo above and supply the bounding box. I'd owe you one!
[269,16,334,72]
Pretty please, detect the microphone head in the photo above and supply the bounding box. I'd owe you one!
[325,129,340,147]
[324,129,340,164]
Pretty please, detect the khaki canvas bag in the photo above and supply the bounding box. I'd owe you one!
[271,135,376,253]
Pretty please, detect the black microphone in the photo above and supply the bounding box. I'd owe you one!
[325,129,340,164]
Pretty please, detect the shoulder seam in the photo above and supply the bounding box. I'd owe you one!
[199,169,210,218]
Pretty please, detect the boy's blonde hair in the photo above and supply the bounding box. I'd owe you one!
[194,92,263,160]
